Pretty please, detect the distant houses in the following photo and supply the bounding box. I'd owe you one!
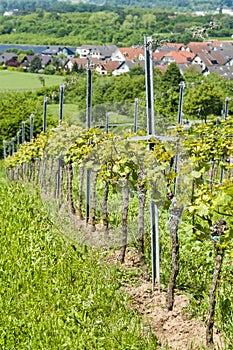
[1,41,233,79]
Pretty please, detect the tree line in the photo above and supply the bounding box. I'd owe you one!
[0,8,233,46]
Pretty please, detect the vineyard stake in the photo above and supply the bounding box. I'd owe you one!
[134,98,138,133]
[30,114,34,141]
[144,36,155,135]
[86,62,92,223]
[174,82,185,194]
[11,137,15,155]
[150,202,160,292]
[177,81,185,124]
[3,140,7,159]
[43,97,47,133]
[22,121,26,143]
[224,97,229,121]
[145,36,160,291]
[106,112,109,133]
[59,85,64,125]
[17,130,21,150]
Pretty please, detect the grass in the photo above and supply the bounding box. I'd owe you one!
[0,174,158,349]
[48,103,83,125]
[0,70,65,92]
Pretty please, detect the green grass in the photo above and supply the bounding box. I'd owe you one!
[0,176,158,349]
[0,70,65,92]
[48,103,83,125]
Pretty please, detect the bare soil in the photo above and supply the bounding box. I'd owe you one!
[106,248,224,350]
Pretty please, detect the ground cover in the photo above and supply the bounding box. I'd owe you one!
[0,173,158,349]
[0,70,64,92]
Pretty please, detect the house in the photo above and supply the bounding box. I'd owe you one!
[155,43,186,53]
[96,61,120,75]
[111,47,144,62]
[192,50,222,70]
[41,46,75,58]
[6,59,20,68]
[203,65,233,79]
[152,52,166,65]
[64,57,100,72]
[0,52,18,65]
[89,45,117,60]
[40,55,52,68]
[21,54,52,70]
[161,51,195,65]
[112,60,144,76]
[76,45,94,58]
[76,45,117,60]
[186,41,212,54]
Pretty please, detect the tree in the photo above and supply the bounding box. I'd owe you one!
[29,56,42,73]
[161,63,183,93]
[184,79,224,121]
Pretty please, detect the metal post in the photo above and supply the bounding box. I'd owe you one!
[225,97,229,121]
[134,98,138,133]
[8,142,11,156]
[177,81,185,124]
[43,97,47,133]
[145,36,159,291]
[11,137,15,155]
[86,169,91,224]
[22,121,26,143]
[30,114,34,141]
[59,85,64,125]
[3,140,7,159]
[174,83,185,194]
[86,65,92,129]
[106,112,109,133]
[86,61,92,223]
[17,130,21,151]
[150,202,160,292]
[144,36,155,136]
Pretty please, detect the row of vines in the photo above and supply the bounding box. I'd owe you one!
[4,116,233,348]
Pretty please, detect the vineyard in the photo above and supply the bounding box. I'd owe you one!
[3,102,233,348]
[2,39,233,348]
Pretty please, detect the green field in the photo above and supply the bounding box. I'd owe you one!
[0,70,65,91]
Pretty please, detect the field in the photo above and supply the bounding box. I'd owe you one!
[0,70,65,92]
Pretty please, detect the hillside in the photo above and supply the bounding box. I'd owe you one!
[87,0,231,11]
[0,0,232,12]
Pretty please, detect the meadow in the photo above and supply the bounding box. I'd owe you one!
[0,70,65,91]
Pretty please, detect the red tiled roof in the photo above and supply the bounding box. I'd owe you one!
[162,51,195,64]
[70,57,100,65]
[162,43,185,49]
[118,47,144,60]
[98,61,120,71]
[152,52,165,62]
[187,42,211,54]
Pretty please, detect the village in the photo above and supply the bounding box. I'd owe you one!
[2,40,233,79]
